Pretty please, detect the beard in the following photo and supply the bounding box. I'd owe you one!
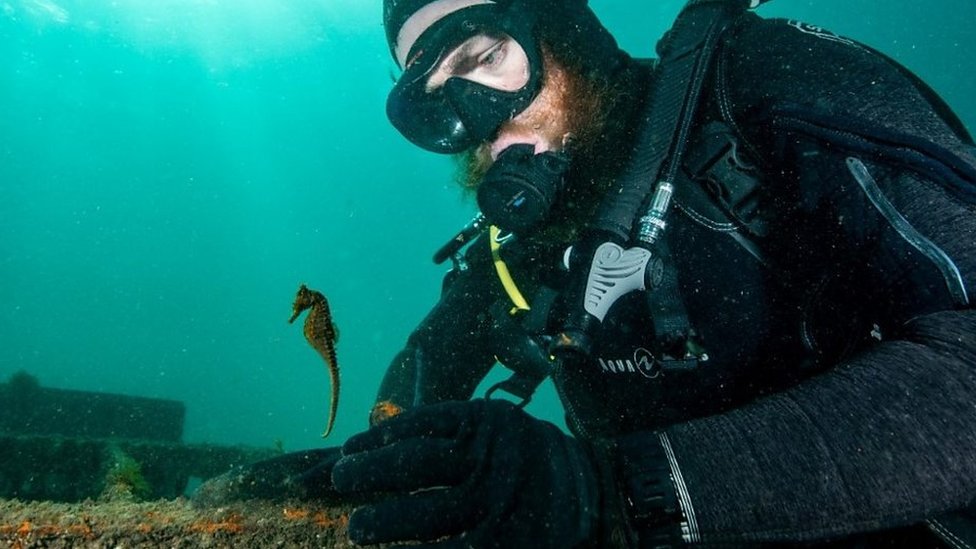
[455,51,644,243]
[455,50,610,194]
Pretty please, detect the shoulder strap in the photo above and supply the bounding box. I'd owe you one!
[553,0,759,364]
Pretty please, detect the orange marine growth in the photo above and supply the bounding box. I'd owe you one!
[369,400,404,426]
[289,284,340,438]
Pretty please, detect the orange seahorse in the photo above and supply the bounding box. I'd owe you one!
[288,284,339,438]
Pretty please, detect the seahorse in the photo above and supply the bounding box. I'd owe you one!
[289,284,339,438]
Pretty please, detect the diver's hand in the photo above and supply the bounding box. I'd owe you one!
[332,399,601,548]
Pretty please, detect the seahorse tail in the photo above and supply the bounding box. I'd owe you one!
[325,364,339,438]
[321,350,340,438]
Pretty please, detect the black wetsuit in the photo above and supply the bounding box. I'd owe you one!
[374,14,976,546]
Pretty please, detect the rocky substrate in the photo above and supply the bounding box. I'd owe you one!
[0,497,352,548]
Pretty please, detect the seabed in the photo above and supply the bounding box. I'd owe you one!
[0,497,351,548]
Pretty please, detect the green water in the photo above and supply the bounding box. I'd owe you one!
[1,0,973,453]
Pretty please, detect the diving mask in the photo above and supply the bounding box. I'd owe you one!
[386,3,544,153]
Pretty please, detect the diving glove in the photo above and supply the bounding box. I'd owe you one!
[332,398,686,547]
[333,399,599,546]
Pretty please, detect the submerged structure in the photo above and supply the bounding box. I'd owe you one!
[0,371,275,502]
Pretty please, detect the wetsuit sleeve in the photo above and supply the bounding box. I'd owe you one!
[372,238,501,420]
[657,16,976,542]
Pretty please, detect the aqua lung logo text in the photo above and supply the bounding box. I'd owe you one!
[597,348,660,379]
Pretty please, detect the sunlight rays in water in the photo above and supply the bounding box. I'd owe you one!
[4,0,376,71]
[5,0,70,25]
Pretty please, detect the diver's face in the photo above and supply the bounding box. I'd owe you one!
[457,49,609,196]
[484,53,574,160]
[425,33,573,161]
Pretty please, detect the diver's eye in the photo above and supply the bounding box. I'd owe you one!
[447,37,505,75]
[477,40,506,69]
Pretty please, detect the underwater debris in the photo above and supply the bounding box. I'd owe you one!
[289,283,341,438]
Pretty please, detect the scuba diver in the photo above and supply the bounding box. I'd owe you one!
[196,0,976,546]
